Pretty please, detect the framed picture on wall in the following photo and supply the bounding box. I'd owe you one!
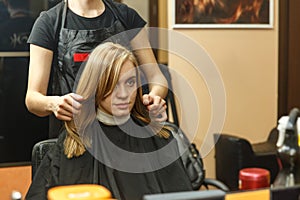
[173,0,274,29]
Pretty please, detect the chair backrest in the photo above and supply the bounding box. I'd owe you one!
[158,64,179,126]
[31,138,57,179]
[214,134,254,190]
[214,133,280,191]
[164,122,205,190]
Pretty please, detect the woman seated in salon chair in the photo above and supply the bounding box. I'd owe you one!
[26,42,193,200]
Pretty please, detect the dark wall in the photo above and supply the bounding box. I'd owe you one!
[278,0,300,117]
[0,0,50,164]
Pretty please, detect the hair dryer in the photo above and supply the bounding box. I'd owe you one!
[274,108,300,187]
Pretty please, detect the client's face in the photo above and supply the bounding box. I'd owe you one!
[100,60,137,117]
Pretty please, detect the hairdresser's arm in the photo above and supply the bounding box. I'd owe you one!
[25,44,83,121]
[131,28,168,98]
[131,28,168,121]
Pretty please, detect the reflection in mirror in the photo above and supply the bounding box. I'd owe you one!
[0,0,9,23]
[0,0,52,165]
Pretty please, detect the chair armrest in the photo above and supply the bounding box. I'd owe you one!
[202,178,230,192]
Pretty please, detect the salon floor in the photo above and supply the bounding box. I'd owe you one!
[0,164,31,200]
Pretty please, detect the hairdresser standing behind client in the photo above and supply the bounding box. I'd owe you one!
[26,0,168,138]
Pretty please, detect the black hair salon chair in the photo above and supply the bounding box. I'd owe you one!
[214,128,280,191]
[31,138,57,179]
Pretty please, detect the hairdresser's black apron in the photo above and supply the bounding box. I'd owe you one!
[50,0,128,138]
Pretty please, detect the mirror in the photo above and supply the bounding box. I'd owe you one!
[0,0,54,165]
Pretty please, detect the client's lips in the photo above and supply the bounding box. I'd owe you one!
[114,103,130,109]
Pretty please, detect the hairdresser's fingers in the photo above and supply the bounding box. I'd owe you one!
[153,110,168,122]
[69,93,84,110]
[53,93,83,121]
[142,94,151,106]
[148,97,166,115]
[55,108,73,121]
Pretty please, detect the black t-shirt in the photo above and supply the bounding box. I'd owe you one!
[27,1,146,52]
[27,1,146,139]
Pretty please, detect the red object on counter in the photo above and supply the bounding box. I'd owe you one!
[239,168,270,190]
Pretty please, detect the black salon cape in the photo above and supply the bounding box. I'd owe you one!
[26,117,193,200]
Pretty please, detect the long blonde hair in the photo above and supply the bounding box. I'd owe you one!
[64,42,169,158]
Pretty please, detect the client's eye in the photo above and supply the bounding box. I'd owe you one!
[126,77,136,87]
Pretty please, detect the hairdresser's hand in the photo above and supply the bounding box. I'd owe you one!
[143,93,167,122]
[52,93,83,121]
